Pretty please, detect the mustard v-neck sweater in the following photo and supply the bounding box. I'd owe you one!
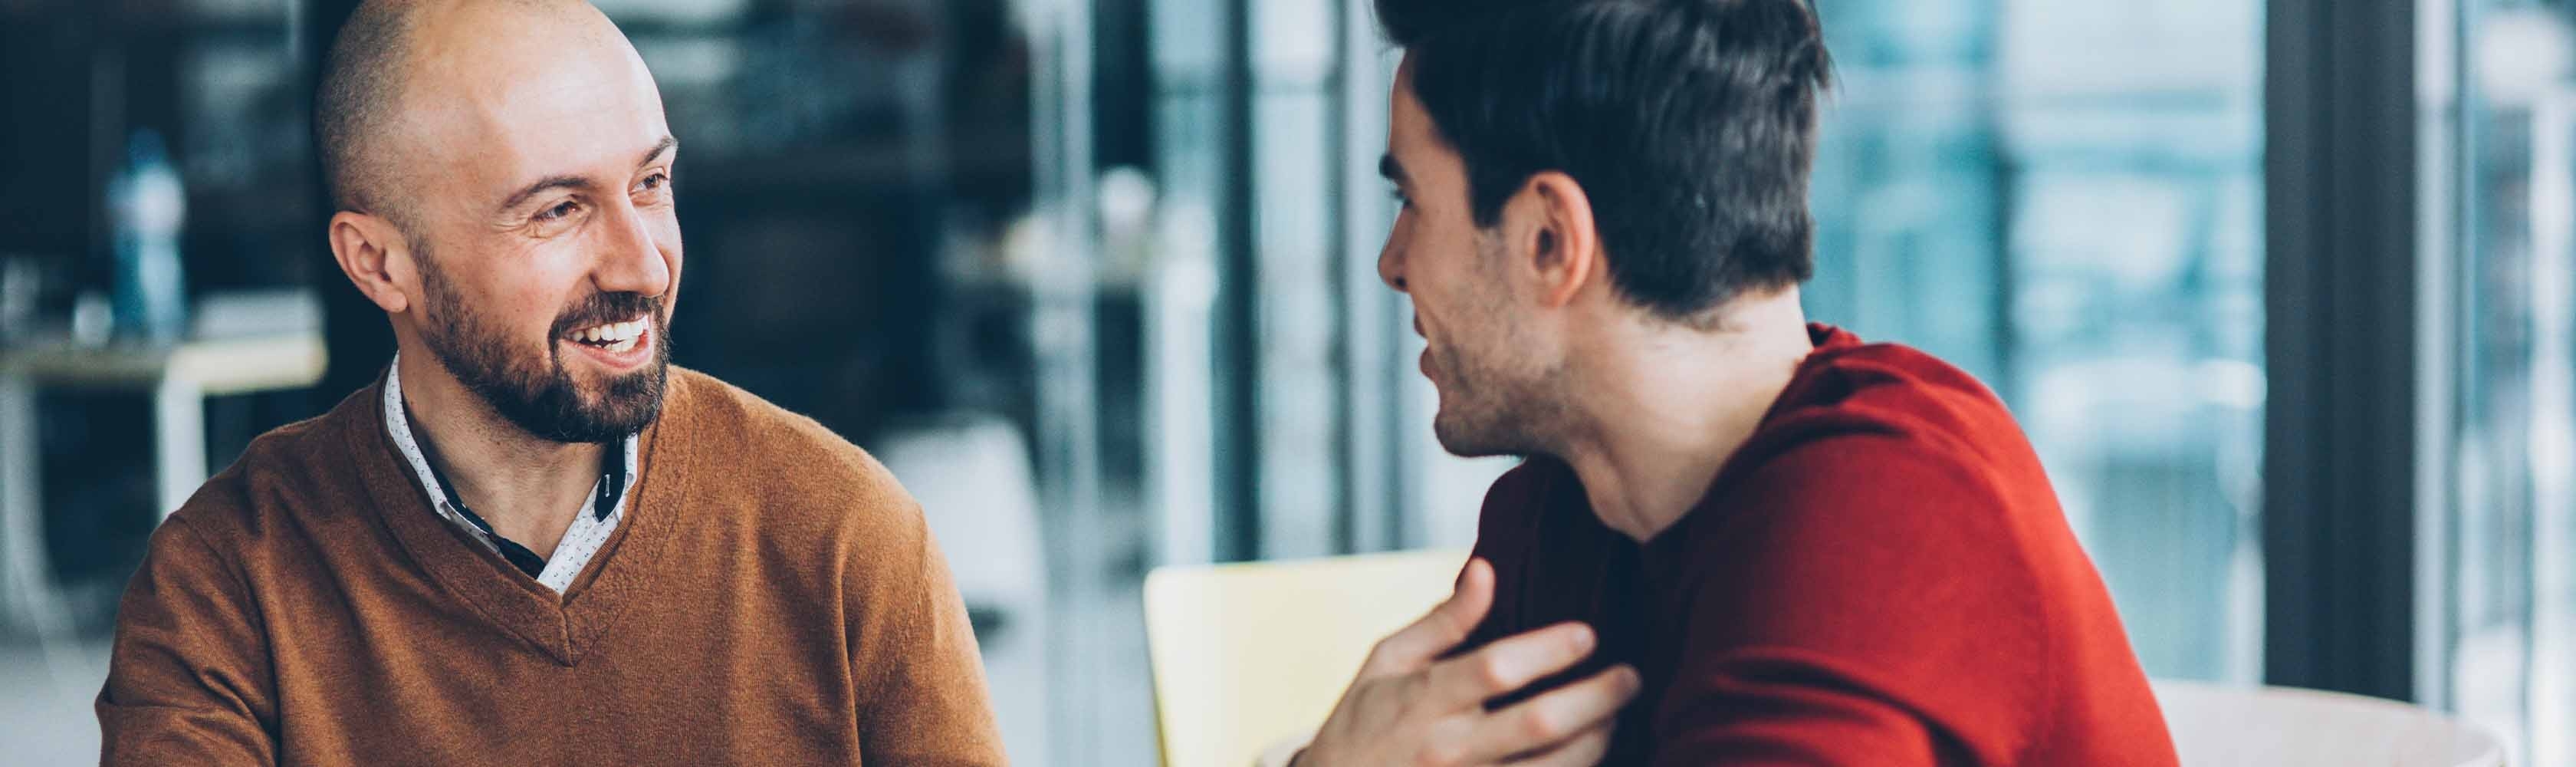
[97,368,1006,765]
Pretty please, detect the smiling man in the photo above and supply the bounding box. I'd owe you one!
[94,1,1003,764]
[1293,0,2176,765]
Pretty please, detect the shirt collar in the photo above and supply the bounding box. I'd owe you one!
[383,352,637,530]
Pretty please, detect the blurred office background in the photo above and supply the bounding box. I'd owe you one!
[0,0,2568,764]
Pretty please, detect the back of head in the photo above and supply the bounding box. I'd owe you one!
[1377,0,1833,321]
[314,0,420,219]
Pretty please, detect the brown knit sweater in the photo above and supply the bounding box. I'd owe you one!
[97,368,1006,765]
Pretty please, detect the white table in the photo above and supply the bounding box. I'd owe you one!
[0,334,326,636]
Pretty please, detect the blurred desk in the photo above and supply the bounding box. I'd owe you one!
[0,332,326,636]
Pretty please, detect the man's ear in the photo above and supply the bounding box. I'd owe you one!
[1514,170,1599,309]
[327,211,414,314]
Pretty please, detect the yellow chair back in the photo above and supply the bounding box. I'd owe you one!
[1144,549,1470,767]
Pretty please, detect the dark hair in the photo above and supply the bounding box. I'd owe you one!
[1379,0,1832,319]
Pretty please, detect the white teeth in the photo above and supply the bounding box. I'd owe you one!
[570,318,645,347]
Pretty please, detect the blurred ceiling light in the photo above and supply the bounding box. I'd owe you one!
[2478,8,2573,107]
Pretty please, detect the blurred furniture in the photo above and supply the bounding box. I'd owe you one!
[873,413,1050,766]
[2154,680,2508,766]
[1143,548,1468,767]
[1140,551,2513,767]
[0,331,325,637]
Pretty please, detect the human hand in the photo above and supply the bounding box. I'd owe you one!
[1293,558,1640,767]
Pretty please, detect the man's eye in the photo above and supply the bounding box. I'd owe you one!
[536,200,580,222]
[641,172,670,191]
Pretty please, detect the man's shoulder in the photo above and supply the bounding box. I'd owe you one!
[165,385,379,548]
[1735,339,2044,495]
[662,367,919,531]
[1780,341,2013,437]
[667,367,881,472]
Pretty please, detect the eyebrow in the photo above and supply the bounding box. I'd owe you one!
[495,135,681,212]
[498,175,594,213]
[1378,153,1408,185]
[636,135,677,170]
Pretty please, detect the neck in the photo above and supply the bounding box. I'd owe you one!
[395,349,603,551]
[1552,289,1813,543]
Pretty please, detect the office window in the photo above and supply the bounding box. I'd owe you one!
[1804,0,2266,683]
[2437,2,2576,763]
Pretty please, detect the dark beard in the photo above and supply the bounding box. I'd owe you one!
[415,243,670,443]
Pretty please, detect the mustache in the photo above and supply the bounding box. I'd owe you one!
[550,291,664,337]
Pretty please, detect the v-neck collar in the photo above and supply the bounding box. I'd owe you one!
[381,352,638,591]
[347,367,688,667]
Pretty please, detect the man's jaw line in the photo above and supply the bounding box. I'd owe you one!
[395,343,603,477]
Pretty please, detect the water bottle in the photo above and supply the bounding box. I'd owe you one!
[110,130,188,344]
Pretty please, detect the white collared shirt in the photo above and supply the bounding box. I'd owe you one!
[382,353,636,594]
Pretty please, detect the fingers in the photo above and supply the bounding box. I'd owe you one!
[1425,621,1599,709]
[1501,722,1613,767]
[1362,558,1496,675]
[1457,663,1638,763]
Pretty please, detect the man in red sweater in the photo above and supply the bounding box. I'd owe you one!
[1295,1,2179,765]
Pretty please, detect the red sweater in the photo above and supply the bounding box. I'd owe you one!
[1462,324,2177,765]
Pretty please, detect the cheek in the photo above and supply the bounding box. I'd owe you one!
[486,250,592,333]
[652,212,685,308]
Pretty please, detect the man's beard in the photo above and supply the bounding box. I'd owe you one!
[1428,233,1562,458]
[416,243,670,444]
[1428,342,1563,459]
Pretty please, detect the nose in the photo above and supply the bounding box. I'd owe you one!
[593,199,673,300]
[1376,235,1408,293]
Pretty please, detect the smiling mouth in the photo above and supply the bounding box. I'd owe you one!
[564,316,648,354]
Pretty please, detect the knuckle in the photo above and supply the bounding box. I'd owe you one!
[1520,706,1564,739]
[1363,638,1402,669]
[1477,653,1514,690]
[1414,739,1467,767]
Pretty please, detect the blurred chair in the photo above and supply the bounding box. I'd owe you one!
[1144,548,1468,767]
[872,413,1049,767]
[1143,550,2515,767]
[2154,680,2508,766]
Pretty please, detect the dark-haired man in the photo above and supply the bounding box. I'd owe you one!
[94,1,1004,763]
[1296,0,2178,765]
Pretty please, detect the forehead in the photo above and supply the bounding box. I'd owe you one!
[1388,57,1431,151]
[1386,55,1458,181]
[404,27,670,201]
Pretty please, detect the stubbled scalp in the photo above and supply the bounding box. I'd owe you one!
[314,0,422,218]
[314,0,626,224]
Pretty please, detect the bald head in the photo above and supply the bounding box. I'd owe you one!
[314,0,646,223]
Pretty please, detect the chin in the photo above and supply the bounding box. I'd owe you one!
[1431,412,1515,459]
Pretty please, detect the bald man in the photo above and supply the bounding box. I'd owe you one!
[93,2,1005,764]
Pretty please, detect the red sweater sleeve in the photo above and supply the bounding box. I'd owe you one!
[1650,434,2049,767]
